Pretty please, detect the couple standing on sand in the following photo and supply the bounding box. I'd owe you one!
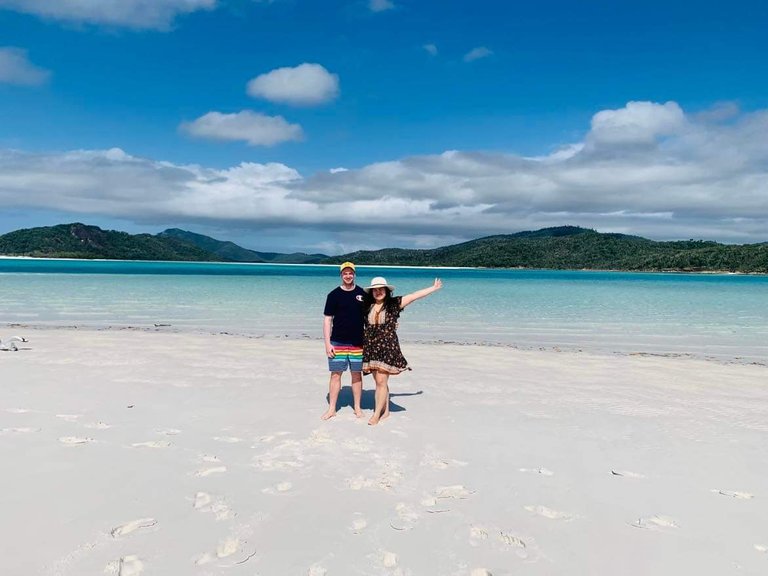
[322,261,442,426]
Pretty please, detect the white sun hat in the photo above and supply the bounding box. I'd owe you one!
[363,276,395,293]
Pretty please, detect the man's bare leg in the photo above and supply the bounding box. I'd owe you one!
[322,372,342,420]
[351,371,363,417]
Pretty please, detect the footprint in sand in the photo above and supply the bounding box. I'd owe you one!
[131,440,171,449]
[346,476,377,491]
[390,503,419,531]
[711,489,753,499]
[1,427,41,434]
[499,531,527,550]
[194,537,240,565]
[469,525,490,544]
[56,414,82,422]
[629,515,678,530]
[470,525,530,557]
[111,518,157,538]
[349,515,367,534]
[347,469,402,491]
[84,421,112,430]
[422,457,469,470]
[380,461,404,489]
[524,505,572,520]
[253,457,304,471]
[194,492,213,509]
[380,551,398,569]
[611,470,646,479]
[194,466,227,477]
[519,467,554,476]
[262,481,292,494]
[213,436,243,443]
[309,429,335,445]
[420,496,451,513]
[216,538,239,559]
[193,492,233,521]
[499,530,533,559]
[755,544,767,553]
[308,565,328,576]
[435,485,474,499]
[105,555,144,575]
[59,436,95,445]
[199,454,221,463]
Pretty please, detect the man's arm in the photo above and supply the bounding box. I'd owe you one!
[323,315,335,357]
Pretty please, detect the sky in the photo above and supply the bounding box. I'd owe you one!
[1,0,767,254]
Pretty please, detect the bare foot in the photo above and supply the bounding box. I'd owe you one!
[381,411,390,420]
[368,415,380,426]
[354,408,364,418]
[321,409,337,420]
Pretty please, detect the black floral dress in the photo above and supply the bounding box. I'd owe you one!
[362,296,410,374]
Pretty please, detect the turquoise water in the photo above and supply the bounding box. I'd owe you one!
[1,259,767,362]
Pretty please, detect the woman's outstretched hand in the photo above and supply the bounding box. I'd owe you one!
[400,278,443,308]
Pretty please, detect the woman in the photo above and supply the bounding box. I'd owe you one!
[362,276,442,425]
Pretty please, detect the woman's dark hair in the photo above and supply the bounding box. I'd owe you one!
[363,287,392,308]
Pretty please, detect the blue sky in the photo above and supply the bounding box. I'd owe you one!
[1,0,767,253]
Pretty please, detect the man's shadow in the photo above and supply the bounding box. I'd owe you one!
[332,387,423,413]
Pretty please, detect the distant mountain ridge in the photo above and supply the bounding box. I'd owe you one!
[0,224,327,263]
[0,223,766,273]
[158,228,327,264]
[0,223,215,261]
[324,226,768,273]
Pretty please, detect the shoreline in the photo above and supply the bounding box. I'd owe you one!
[4,323,767,367]
[1,255,766,275]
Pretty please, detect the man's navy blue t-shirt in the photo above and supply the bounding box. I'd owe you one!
[324,285,366,345]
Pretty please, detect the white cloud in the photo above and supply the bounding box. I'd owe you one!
[247,63,339,107]
[423,43,438,56]
[0,47,50,86]
[463,46,493,62]
[588,101,685,146]
[0,0,216,30]
[180,110,303,146]
[369,0,394,12]
[2,101,768,246]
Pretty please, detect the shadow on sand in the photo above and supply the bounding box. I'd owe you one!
[330,387,424,413]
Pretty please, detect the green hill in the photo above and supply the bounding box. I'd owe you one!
[0,223,217,261]
[158,228,327,263]
[157,228,268,262]
[1,223,765,272]
[325,226,768,273]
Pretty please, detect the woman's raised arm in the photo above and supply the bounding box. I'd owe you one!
[400,278,443,309]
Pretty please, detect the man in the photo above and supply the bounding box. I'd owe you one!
[322,261,366,419]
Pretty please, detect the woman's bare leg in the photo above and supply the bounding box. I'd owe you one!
[369,371,389,426]
[381,386,391,420]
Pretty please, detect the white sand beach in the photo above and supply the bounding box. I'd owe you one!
[1,328,767,575]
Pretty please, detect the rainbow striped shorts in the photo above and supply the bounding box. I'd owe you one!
[328,341,363,372]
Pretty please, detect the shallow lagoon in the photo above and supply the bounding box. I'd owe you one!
[2,259,767,362]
